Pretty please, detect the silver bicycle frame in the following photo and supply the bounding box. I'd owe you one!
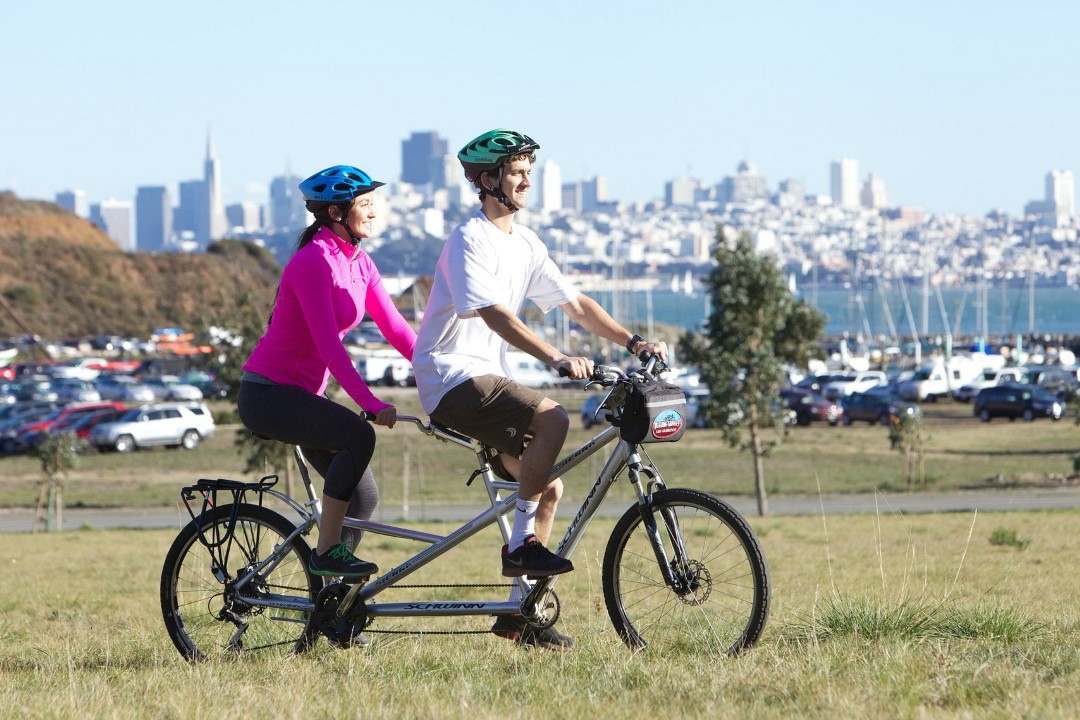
[274,415,651,623]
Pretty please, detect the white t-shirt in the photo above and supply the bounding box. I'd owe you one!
[414,210,579,414]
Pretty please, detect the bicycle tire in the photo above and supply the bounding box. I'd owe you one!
[160,503,321,661]
[602,488,770,656]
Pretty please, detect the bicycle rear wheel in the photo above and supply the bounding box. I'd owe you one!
[602,488,770,655]
[160,503,321,661]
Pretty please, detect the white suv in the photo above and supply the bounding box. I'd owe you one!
[88,402,216,452]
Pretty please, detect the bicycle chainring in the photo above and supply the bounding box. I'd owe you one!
[313,582,368,648]
[522,588,561,630]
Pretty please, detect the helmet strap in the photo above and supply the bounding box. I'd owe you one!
[483,166,520,212]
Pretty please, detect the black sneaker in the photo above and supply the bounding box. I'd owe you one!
[491,614,574,652]
[501,535,574,578]
[308,543,378,578]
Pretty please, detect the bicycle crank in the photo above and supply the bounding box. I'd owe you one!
[313,582,368,648]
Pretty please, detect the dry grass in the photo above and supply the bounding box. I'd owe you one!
[2,506,1079,718]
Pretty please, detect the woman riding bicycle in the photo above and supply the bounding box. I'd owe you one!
[238,165,415,578]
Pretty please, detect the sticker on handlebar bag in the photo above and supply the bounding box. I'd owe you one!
[620,377,686,443]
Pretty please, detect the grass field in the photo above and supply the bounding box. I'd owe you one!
[0,388,1078,513]
[2,508,1079,718]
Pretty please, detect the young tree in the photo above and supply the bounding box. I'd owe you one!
[33,431,80,531]
[680,228,826,515]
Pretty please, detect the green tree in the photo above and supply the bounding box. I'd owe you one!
[680,228,826,515]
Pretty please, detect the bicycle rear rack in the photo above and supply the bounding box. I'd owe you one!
[181,475,279,550]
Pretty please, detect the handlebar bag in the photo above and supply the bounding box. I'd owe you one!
[619,377,687,443]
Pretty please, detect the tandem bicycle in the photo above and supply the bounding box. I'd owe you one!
[160,355,771,660]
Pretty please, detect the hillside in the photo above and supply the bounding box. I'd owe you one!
[0,191,281,341]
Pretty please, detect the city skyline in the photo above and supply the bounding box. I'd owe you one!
[2,2,1078,218]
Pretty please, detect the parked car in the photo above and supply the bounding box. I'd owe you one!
[973,384,1065,422]
[841,391,920,426]
[95,374,156,403]
[141,375,204,401]
[88,402,216,452]
[781,388,843,426]
[178,370,230,400]
[0,405,64,453]
[5,401,126,454]
[952,367,1031,402]
[51,377,103,403]
[821,371,888,401]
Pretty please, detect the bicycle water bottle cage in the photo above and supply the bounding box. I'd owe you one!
[180,476,279,550]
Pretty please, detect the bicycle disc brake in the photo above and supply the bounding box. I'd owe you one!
[673,559,712,606]
[313,582,368,648]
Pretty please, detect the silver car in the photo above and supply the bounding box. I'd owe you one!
[88,402,216,452]
[95,374,156,403]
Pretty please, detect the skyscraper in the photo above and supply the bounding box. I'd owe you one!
[269,173,305,232]
[665,176,697,207]
[860,173,889,209]
[203,128,226,245]
[55,189,88,218]
[401,131,448,186]
[1047,169,1075,225]
[537,158,563,212]
[135,185,172,252]
[97,199,134,251]
[830,158,860,209]
[175,179,205,241]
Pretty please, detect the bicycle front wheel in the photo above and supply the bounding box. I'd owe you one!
[160,503,321,661]
[603,488,770,655]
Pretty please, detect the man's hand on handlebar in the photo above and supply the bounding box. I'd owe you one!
[636,340,669,362]
[555,356,594,380]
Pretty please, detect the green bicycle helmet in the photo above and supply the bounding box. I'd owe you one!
[458,129,539,179]
[458,129,539,209]
[298,165,384,202]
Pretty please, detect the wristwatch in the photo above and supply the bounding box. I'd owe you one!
[626,334,645,354]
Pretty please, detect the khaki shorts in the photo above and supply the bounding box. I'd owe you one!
[430,375,544,457]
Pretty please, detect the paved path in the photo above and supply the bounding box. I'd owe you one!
[3,487,1079,533]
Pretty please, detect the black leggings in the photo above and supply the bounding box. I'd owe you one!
[237,381,379,513]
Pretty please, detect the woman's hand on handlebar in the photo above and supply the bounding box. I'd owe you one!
[369,405,399,428]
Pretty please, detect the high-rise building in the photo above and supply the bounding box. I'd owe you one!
[582,175,609,212]
[97,199,134,251]
[665,176,697,207]
[135,185,172,252]
[203,128,226,245]
[175,179,205,239]
[225,202,261,233]
[401,131,448,186]
[1047,169,1075,225]
[269,173,305,232]
[860,173,889,209]
[830,157,860,209]
[717,161,768,206]
[562,182,583,213]
[55,189,88,218]
[536,158,562,212]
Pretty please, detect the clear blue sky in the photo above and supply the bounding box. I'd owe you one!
[2,1,1077,217]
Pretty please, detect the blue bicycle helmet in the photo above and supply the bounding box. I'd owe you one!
[298,165,385,202]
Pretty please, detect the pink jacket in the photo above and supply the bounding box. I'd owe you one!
[243,226,415,413]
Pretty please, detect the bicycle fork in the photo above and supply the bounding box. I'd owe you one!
[626,449,697,595]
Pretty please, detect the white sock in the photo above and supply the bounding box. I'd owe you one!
[508,500,539,552]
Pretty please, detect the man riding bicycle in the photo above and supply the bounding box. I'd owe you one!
[413,128,666,651]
